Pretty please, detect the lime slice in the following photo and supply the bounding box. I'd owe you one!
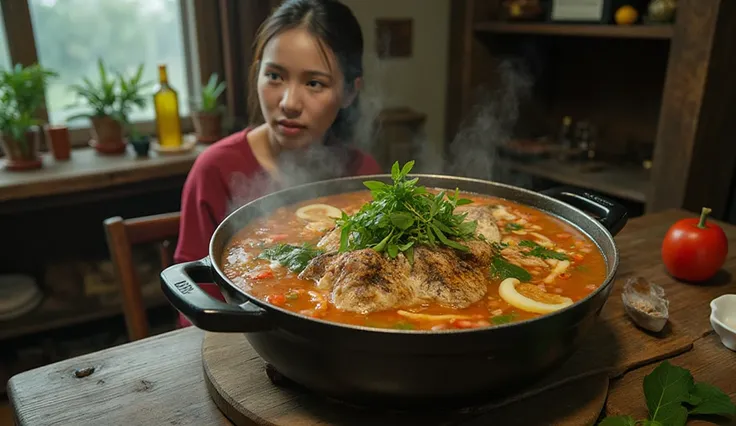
[296,204,342,223]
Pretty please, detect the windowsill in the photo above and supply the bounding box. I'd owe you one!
[68,116,195,148]
[0,135,206,204]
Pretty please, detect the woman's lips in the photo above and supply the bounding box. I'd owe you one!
[277,121,306,136]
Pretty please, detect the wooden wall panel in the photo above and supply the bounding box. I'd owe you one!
[648,0,736,218]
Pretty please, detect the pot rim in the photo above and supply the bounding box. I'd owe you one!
[208,172,620,335]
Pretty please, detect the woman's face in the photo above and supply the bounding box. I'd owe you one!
[257,27,357,150]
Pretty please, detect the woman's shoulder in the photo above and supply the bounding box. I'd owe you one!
[189,128,260,178]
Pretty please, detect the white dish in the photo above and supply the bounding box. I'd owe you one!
[710,294,736,351]
[0,274,44,321]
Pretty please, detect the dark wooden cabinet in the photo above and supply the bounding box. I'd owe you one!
[445,0,736,219]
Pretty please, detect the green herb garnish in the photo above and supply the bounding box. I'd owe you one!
[599,361,736,426]
[519,240,569,261]
[505,223,524,232]
[336,161,478,259]
[491,312,518,325]
[490,255,532,282]
[393,322,415,330]
[257,243,324,273]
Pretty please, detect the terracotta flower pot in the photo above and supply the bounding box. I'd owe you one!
[90,115,126,155]
[1,128,42,171]
[192,111,223,144]
[44,125,71,161]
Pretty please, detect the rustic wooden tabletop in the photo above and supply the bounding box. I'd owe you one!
[7,209,736,425]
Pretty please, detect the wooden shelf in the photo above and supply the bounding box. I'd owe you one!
[0,292,170,341]
[501,159,650,203]
[474,22,674,40]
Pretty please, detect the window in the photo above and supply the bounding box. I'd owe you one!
[28,0,191,126]
[0,8,10,70]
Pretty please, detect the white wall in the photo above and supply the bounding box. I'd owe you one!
[341,0,451,169]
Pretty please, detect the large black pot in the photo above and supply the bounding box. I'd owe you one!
[161,175,627,408]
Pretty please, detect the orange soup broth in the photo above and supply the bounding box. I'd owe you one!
[221,190,607,331]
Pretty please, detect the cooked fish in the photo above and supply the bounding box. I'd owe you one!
[316,227,341,251]
[298,203,502,313]
[456,205,502,243]
[300,240,494,313]
[300,249,416,313]
[299,252,338,284]
[501,244,550,269]
[411,245,489,308]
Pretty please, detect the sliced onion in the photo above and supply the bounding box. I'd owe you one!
[296,204,342,223]
[498,278,573,314]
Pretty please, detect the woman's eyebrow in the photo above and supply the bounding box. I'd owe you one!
[263,62,286,71]
[264,62,333,79]
[304,70,333,79]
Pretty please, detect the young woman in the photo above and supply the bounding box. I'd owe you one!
[173,0,381,327]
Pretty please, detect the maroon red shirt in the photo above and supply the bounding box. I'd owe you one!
[174,128,382,327]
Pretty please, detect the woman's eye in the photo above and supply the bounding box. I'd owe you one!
[265,72,281,81]
[307,80,325,89]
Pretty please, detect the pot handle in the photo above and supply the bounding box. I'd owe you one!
[541,186,628,236]
[160,257,272,332]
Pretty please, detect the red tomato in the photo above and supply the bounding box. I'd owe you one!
[661,207,728,282]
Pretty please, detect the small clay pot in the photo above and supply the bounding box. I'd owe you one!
[192,111,223,144]
[1,128,42,171]
[90,115,125,155]
[44,125,71,161]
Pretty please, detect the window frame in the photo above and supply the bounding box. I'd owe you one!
[0,0,221,148]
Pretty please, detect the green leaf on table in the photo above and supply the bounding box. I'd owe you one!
[598,416,637,426]
[687,382,736,417]
[643,361,693,426]
[606,360,736,426]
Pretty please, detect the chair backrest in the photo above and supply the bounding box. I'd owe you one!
[103,212,181,341]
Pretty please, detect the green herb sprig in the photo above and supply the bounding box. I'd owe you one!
[519,240,569,261]
[600,360,736,426]
[257,243,324,273]
[335,161,478,260]
[505,223,524,232]
[490,255,532,282]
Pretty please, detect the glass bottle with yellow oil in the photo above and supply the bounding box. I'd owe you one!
[153,64,183,148]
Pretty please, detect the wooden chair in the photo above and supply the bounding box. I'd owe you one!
[104,212,181,341]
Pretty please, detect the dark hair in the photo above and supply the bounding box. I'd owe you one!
[248,0,364,143]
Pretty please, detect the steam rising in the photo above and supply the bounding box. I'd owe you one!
[226,54,536,225]
[445,59,534,183]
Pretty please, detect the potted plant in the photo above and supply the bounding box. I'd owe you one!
[0,63,58,170]
[192,73,226,143]
[68,59,152,155]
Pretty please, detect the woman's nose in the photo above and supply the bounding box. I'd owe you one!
[279,86,302,116]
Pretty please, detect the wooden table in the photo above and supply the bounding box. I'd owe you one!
[7,209,736,425]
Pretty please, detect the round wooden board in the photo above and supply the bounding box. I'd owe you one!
[202,332,609,426]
